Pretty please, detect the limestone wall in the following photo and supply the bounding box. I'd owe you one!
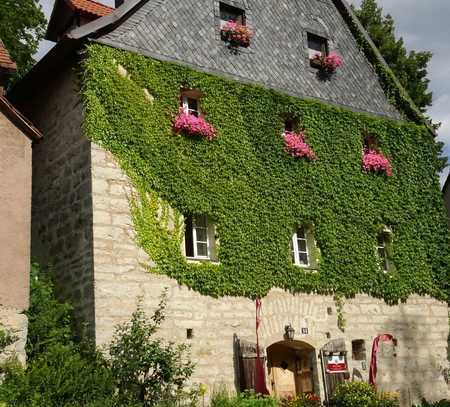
[0,307,28,366]
[92,144,449,406]
[19,66,95,331]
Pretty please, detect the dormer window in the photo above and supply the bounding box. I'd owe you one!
[184,215,217,261]
[220,2,245,28]
[307,33,328,60]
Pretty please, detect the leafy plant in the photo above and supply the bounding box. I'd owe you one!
[211,389,278,407]
[330,382,378,407]
[82,44,450,304]
[108,292,195,406]
[0,265,197,407]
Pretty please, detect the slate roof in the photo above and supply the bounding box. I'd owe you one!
[0,40,17,71]
[69,0,404,120]
[67,0,114,19]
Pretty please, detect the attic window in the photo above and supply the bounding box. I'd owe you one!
[307,33,328,60]
[181,90,203,117]
[220,2,245,28]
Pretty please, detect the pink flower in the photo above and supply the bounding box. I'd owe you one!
[221,20,253,47]
[173,110,217,140]
[283,131,316,161]
[362,148,392,176]
[312,51,343,74]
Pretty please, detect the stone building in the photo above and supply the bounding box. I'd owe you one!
[10,0,450,404]
[0,40,42,363]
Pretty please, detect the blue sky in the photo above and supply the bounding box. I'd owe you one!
[37,0,450,185]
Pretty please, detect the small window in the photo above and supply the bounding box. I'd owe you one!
[284,118,296,132]
[185,215,217,260]
[352,340,366,361]
[377,229,392,272]
[291,227,310,267]
[307,33,328,60]
[220,2,245,28]
[182,95,200,117]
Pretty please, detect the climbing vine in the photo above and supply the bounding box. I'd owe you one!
[82,44,450,303]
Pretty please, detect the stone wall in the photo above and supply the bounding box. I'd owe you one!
[18,65,95,332]
[0,307,28,366]
[92,144,450,406]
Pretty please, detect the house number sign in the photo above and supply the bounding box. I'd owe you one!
[301,327,309,335]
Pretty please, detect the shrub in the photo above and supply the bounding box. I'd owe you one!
[107,291,196,406]
[0,265,197,407]
[330,382,378,407]
[285,394,321,407]
[211,389,278,407]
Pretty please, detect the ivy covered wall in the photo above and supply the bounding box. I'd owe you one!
[82,44,449,303]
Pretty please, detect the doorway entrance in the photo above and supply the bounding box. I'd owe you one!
[267,341,318,399]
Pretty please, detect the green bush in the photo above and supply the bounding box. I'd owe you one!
[330,382,378,407]
[109,291,196,406]
[0,264,197,407]
[211,389,279,407]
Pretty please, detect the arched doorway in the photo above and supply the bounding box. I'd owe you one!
[267,340,319,399]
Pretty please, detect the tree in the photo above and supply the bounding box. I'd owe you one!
[353,0,433,112]
[0,0,46,80]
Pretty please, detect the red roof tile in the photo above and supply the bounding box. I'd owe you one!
[66,0,114,19]
[0,40,17,71]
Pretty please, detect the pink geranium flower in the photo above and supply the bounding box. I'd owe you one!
[173,110,217,140]
[283,131,316,161]
[221,21,253,48]
[312,51,343,74]
[362,148,392,176]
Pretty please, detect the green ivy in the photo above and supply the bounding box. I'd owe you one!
[81,44,450,303]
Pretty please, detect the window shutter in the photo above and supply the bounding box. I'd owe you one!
[238,339,266,391]
[184,216,194,257]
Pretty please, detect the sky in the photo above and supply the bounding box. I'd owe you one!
[37,0,450,184]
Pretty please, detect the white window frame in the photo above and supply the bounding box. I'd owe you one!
[182,95,200,117]
[292,227,310,267]
[192,215,210,260]
[184,215,217,261]
[377,233,389,273]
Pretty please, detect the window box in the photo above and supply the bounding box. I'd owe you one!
[310,52,343,74]
[283,130,316,161]
[221,21,253,48]
[362,149,392,176]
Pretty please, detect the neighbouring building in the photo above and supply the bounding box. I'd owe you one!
[0,40,42,363]
[9,0,450,404]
